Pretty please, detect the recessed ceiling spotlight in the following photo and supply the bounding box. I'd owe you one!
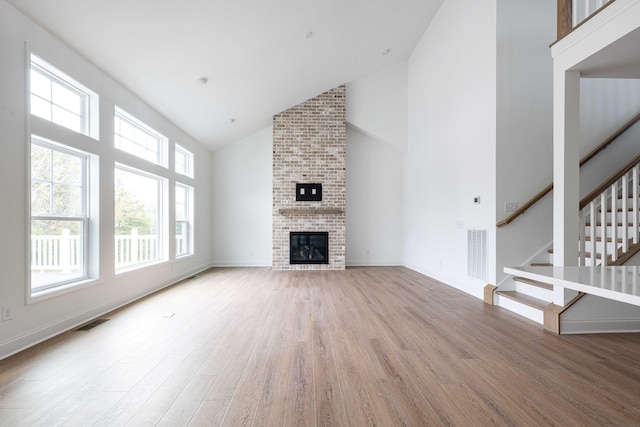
[382,48,391,56]
[196,76,209,85]
[304,31,313,39]
[227,118,236,124]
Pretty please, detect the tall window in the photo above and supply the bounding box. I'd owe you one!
[30,54,97,138]
[175,183,193,257]
[114,166,164,271]
[30,137,88,293]
[114,107,167,166]
[175,144,194,178]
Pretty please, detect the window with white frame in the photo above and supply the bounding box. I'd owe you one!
[114,107,167,166]
[175,144,194,178]
[175,183,193,257]
[30,137,88,294]
[30,54,98,138]
[114,165,164,271]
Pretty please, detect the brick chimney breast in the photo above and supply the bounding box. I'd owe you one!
[272,86,346,270]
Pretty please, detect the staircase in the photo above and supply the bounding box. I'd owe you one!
[494,155,640,325]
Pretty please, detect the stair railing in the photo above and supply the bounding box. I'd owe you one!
[497,111,640,228]
[557,0,616,40]
[579,154,640,266]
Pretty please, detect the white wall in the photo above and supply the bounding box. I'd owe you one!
[561,294,640,333]
[210,60,409,269]
[0,0,212,359]
[344,61,407,266]
[495,0,556,284]
[346,126,403,265]
[404,0,497,298]
[579,78,640,195]
[211,127,273,266]
[346,60,408,152]
[210,122,405,268]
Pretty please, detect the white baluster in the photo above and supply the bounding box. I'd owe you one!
[584,0,590,22]
[601,192,607,266]
[611,182,618,263]
[622,172,629,252]
[590,201,597,265]
[579,209,586,266]
[635,165,640,245]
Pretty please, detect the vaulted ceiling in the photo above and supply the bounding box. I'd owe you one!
[8,0,443,150]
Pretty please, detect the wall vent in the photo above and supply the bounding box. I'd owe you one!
[76,319,109,331]
[468,229,487,281]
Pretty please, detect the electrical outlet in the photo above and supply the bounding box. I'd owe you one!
[505,202,518,212]
[2,306,12,322]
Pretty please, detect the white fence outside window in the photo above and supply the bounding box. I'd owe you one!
[31,229,183,271]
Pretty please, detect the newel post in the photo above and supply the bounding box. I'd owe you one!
[557,0,573,39]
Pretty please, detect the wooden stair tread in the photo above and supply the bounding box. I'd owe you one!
[530,262,552,267]
[585,222,636,227]
[497,291,548,310]
[605,208,636,212]
[584,236,624,243]
[513,276,553,291]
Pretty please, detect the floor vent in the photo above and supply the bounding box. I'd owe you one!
[76,319,110,331]
[468,229,487,281]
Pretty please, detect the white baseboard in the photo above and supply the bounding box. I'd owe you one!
[403,263,484,300]
[0,264,212,361]
[346,261,402,267]
[210,261,271,267]
[560,319,640,334]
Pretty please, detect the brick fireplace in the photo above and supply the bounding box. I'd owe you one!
[272,86,346,270]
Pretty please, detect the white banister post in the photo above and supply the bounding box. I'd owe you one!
[622,173,629,252]
[553,69,581,305]
[611,182,618,263]
[131,229,139,264]
[601,192,608,265]
[634,165,639,245]
[579,209,585,266]
[60,229,71,273]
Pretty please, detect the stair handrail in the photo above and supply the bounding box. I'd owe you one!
[579,152,640,209]
[579,153,640,266]
[497,111,640,228]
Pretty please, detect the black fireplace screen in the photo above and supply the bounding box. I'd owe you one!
[290,232,328,264]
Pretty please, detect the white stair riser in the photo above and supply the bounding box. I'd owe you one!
[582,240,621,254]
[496,294,544,324]
[514,282,553,301]
[584,225,638,237]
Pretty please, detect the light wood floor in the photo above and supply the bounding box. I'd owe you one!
[1,267,640,426]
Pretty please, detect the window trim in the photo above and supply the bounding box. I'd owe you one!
[175,143,194,178]
[114,163,166,273]
[29,53,98,139]
[175,182,194,258]
[29,136,90,296]
[114,107,168,167]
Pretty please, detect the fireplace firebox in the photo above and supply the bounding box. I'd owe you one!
[290,232,328,264]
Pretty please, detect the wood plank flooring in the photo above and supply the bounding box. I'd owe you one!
[1,266,640,426]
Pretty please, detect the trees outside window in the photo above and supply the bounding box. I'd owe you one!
[30,138,88,292]
[114,166,163,271]
[175,183,193,257]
